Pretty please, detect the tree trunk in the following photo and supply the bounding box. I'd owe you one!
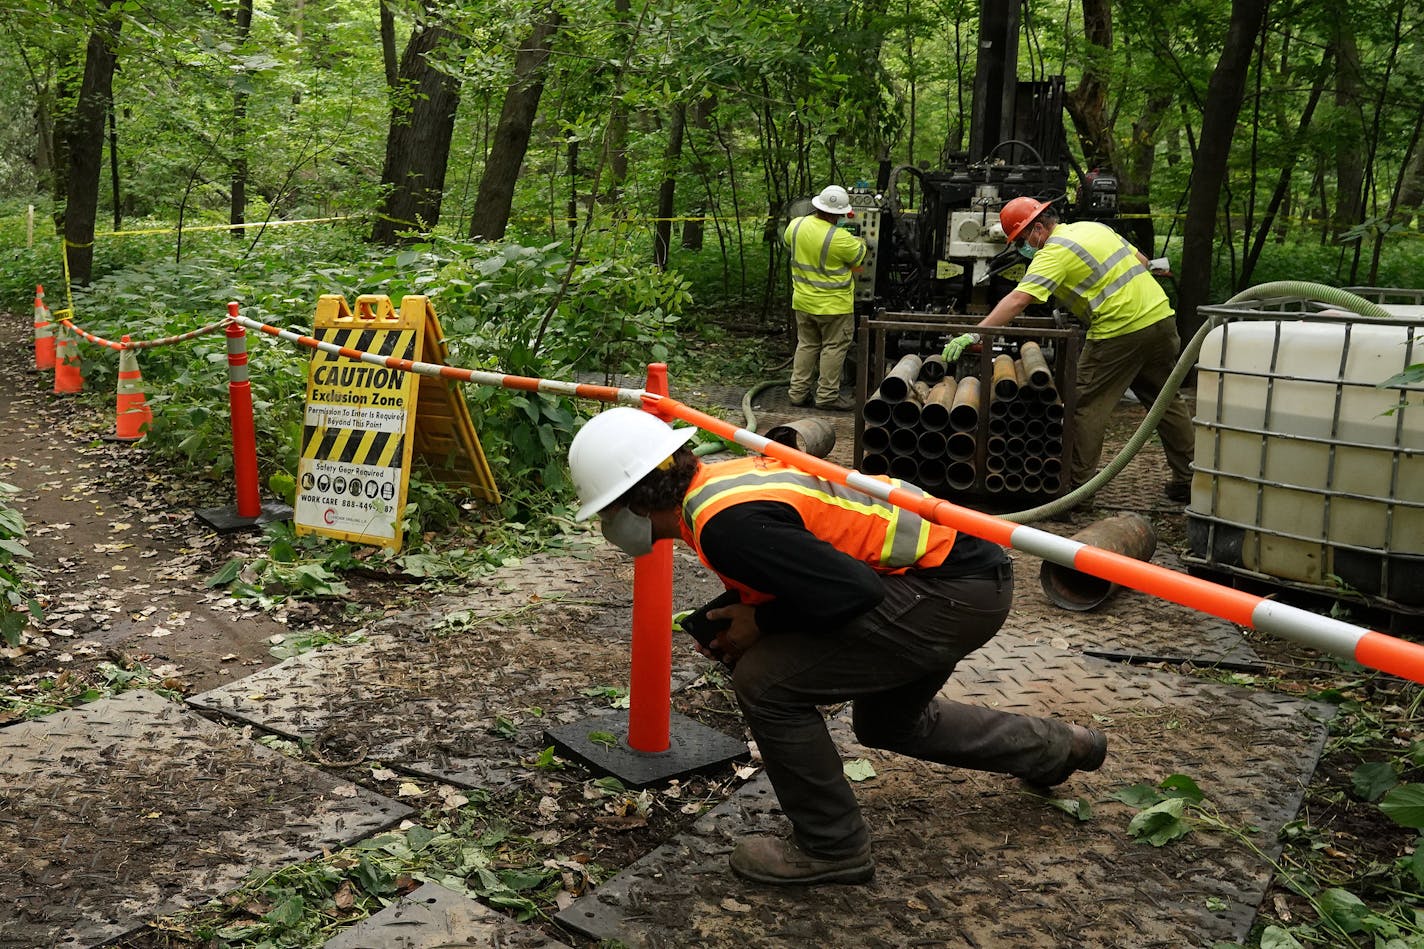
[1398,127,1424,224]
[370,21,463,244]
[62,4,122,286]
[1240,54,1329,285]
[1176,0,1269,338]
[681,96,714,251]
[379,0,399,89]
[107,104,120,231]
[1063,0,1163,250]
[604,0,629,201]
[1063,0,1116,171]
[1330,21,1365,237]
[230,0,253,236]
[654,101,686,270]
[467,7,561,241]
[1120,91,1171,253]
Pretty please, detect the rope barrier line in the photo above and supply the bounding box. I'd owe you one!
[641,396,1424,687]
[58,316,229,351]
[217,311,1424,685]
[224,313,646,407]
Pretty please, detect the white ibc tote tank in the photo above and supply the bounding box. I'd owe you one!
[1186,307,1424,610]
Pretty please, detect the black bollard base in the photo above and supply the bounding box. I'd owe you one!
[195,501,293,534]
[545,711,748,789]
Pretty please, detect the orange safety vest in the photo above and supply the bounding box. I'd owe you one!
[678,456,959,603]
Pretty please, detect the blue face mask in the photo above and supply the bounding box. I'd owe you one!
[1018,243,1038,260]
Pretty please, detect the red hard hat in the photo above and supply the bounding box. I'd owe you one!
[1000,197,1051,242]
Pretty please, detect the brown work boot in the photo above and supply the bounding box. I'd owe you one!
[815,394,856,412]
[788,392,812,407]
[1023,724,1108,789]
[729,835,874,885]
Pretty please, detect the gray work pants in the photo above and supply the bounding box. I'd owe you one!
[730,564,1078,858]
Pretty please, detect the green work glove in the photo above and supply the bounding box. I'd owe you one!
[942,333,977,362]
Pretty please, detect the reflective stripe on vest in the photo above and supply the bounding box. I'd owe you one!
[679,458,958,601]
[787,217,855,292]
[1043,231,1151,313]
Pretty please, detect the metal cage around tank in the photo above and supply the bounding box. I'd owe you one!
[1183,298,1424,624]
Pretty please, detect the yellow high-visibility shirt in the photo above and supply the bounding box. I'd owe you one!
[783,214,867,315]
[1015,220,1172,339]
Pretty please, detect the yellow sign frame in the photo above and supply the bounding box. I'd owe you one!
[294,294,499,552]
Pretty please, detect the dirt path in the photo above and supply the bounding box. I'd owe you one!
[0,312,289,696]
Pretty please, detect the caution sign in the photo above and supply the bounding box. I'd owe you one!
[294,294,501,552]
[295,295,420,549]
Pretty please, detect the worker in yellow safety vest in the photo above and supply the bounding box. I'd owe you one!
[567,407,1107,886]
[782,185,868,412]
[942,197,1195,502]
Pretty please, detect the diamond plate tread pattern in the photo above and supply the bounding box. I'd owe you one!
[189,547,728,791]
[558,652,1333,949]
[323,882,570,948]
[0,690,411,949]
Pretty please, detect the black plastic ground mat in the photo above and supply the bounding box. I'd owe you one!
[0,690,411,949]
[556,637,1333,949]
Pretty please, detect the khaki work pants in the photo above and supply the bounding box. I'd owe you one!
[1072,317,1195,488]
[788,310,853,405]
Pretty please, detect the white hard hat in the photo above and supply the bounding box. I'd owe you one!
[811,185,853,216]
[568,407,698,521]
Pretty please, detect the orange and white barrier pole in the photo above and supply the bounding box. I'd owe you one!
[223,304,262,519]
[628,363,675,753]
[644,394,1424,686]
[33,285,55,370]
[226,307,1424,685]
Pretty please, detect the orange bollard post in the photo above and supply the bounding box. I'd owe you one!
[52,324,84,394]
[33,285,55,371]
[110,336,153,441]
[627,362,675,753]
[224,307,262,518]
[196,303,294,532]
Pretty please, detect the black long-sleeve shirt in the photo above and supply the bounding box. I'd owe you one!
[696,500,1007,635]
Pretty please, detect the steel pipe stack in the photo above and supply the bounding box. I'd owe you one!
[984,342,1065,494]
[860,341,1066,497]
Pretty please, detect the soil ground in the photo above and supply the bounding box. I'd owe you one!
[1,310,1418,948]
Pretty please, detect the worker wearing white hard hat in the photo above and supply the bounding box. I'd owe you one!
[782,185,867,412]
[567,407,1107,886]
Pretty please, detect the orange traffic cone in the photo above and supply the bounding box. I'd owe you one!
[111,337,152,441]
[52,324,84,394]
[32,285,55,371]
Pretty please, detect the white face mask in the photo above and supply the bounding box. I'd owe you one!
[601,506,654,557]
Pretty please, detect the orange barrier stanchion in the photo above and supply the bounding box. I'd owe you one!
[32,285,55,371]
[225,308,261,518]
[52,324,83,394]
[628,363,675,753]
[107,336,152,442]
[196,304,293,532]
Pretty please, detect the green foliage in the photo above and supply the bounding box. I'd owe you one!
[1114,774,1206,846]
[0,659,181,721]
[0,481,42,648]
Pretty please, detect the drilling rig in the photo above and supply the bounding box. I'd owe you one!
[825,0,1128,503]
